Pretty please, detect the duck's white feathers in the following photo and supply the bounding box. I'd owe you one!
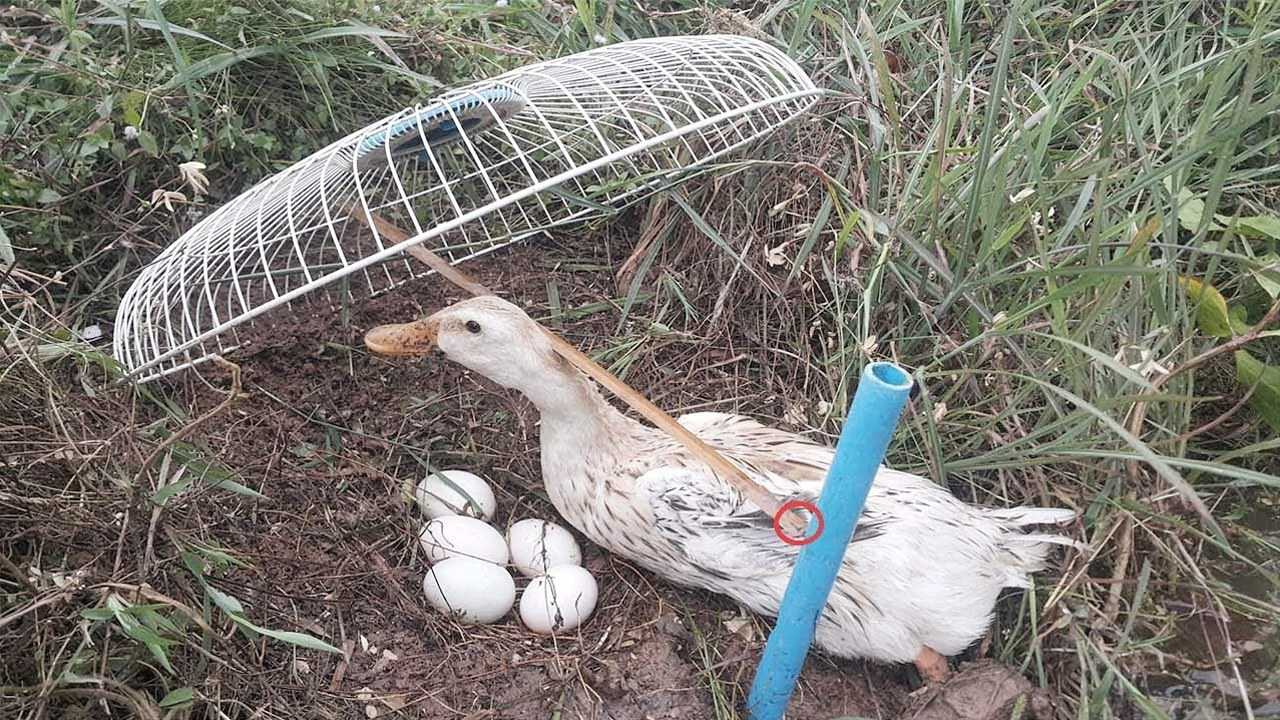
[422,296,1076,666]
[596,411,1075,663]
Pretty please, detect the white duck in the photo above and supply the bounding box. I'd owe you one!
[365,295,1075,681]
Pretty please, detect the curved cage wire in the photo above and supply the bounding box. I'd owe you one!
[113,34,820,382]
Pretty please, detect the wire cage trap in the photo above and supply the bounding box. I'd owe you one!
[113,34,821,382]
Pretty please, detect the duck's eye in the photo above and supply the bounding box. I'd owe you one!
[465,320,482,334]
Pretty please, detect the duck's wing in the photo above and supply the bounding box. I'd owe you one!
[633,412,885,581]
[635,465,797,581]
[673,411,833,488]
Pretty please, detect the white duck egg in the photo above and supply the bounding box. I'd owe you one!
[416,470,496,520]
[507,519,581,578]
[519,565,599,634]
[422,557,515,624]
[418,515,509,566]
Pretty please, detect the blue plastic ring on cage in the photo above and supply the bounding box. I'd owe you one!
[355,85,526,168]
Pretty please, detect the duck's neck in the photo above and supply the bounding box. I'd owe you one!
[519,362,644,522]
[522,362,636,442]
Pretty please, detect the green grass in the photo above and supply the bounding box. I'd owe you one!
[4,0,1280,718]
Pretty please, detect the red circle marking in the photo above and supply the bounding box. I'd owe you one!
[773,500,824,546]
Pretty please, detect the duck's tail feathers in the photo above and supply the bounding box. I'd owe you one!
[994,508,1083,588]
[987,507,1077,527]
[1006,532,1087,551]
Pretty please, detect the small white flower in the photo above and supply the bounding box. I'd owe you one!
[372,3,381,10]
[593,32,607,44]
[123,125,139,141]
[495,0,508,6]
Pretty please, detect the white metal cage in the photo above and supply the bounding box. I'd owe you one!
[113,35,820,382]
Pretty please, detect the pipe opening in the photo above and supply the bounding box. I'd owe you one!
[867,362,912,391]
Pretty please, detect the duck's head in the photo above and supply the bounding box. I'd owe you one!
[364,295,567,395]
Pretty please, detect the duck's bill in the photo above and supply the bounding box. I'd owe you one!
[364,319,437,357]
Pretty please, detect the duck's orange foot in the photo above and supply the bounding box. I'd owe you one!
[914,646,951,684]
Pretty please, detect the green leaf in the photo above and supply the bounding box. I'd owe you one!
[1228,305,1251,335]
[159,687,195,708]
[1178,276,1234,338]
[106,595,177,674]
[136,604,183,634]
[296,23,408,43]
[122,90,145,127]
[36,188,63,205]
[164,46,278,90]
[201,472,263,498]
[86,17,232,48]
[137,130,159,157]
[1235,350,1280,432]
[170,444,263,498]
[250,626,342,654]
[1235,215,1280,240]
[1251,255,1280,299]
[144,641,176,674]
[203,583,246,617]
[1174,188,1222,232]
[229,615,342,653]
[989,214,1027,254]
[152,472,194,506]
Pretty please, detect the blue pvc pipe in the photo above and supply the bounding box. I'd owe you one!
[746,361,914,720]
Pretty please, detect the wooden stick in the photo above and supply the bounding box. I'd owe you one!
[350,207,806,533]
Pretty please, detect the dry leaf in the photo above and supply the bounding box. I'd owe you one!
[783,402,806,426]
[932,401,948,423]
[379,695,409,711]
[1008,187,1035,203]
[860,334,879,356]
[1113,345,1169,378]
[722,614,756,641]
[178,161,209,195]
[765,242,790,267]
[149,189,187,212]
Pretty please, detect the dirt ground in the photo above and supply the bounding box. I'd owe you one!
[3,223,1057,719]
[169,232,914,719]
